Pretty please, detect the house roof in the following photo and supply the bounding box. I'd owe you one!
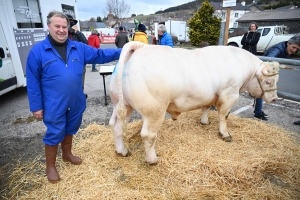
[210,2,250,11]
[236,9,300,22]
[120,22,136,29]
[275,5,297,10]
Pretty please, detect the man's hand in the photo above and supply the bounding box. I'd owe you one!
[72,25,78,33]
[33,110,43,120]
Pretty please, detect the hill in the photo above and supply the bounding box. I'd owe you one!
[154,0,299,14]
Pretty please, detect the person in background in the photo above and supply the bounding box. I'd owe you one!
[115,26,129,48]
[88,29,100,72]
[263,35,300,125]
[241,22,267,121]
[26,11,122,184]
[133,24,148,44]
[67,15,89,98]
[157,24,173,48]
[151,32,157,45]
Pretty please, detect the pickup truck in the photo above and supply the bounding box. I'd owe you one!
[227,26,296,53]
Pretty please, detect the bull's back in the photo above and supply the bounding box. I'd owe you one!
[113,45,261,111]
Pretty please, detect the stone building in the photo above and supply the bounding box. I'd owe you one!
[236,9,300,33]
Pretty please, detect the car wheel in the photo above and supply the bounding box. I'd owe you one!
[228,43,238,47]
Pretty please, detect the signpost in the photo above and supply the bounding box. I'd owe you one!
[223,0,237,45]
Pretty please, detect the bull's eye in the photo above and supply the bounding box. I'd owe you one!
[266,80,271,85]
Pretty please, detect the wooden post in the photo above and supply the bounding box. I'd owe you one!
[223,7,231,46]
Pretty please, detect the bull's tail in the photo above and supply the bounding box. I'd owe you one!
[116,41,146,133]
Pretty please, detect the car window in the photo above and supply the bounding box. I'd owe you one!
[257,29,262,34]
[262,28,271,36]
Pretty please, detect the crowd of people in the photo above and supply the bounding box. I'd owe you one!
[25,11,300,184]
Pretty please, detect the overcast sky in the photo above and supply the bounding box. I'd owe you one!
[76,0,192,21]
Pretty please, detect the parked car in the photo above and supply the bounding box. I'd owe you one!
[228,27,248,38]
[227,25,296,53]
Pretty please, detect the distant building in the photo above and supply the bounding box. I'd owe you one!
[236,9,300,33]
[210,1,251,28]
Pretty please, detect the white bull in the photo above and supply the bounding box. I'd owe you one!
[109,41,280,164]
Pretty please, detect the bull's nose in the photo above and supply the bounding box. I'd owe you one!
[271,98,277,103]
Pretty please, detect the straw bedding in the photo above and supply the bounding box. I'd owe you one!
[1,110,300,199]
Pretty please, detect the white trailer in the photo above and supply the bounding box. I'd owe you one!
[0,0,78,96]
[164,20,190,43]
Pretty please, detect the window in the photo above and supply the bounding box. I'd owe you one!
[234,13,239,18]
[262,28,271,36]
[12,0,42,28]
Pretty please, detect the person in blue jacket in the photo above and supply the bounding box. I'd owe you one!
[157,24,174,48]
[26,11,122,183]
[264,35,300,125]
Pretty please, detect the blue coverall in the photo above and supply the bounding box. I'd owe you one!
[26,36,121,145]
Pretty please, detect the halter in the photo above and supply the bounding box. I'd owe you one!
[256,74,278,98]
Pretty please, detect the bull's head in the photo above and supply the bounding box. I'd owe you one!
[248,62,280,103]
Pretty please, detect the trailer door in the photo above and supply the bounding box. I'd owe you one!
[178,22,186,42]
[0,21,17,95]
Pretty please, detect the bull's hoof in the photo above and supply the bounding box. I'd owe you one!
[200,122,210,125]
[219,132,232,142]
[115,150,131,157]
[149,162,158,166]
[223,136,232,142]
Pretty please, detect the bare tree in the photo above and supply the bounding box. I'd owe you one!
[102,0,130,27]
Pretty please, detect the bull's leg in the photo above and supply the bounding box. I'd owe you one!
[200,107,210,125]
[109,106,133,156]
[141,113,165,164]
[217,94,239,142]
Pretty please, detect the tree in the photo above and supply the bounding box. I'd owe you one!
[131,14,136,17]
[103,0,130,27]
[96,16,102,22]
[188,0,221,45]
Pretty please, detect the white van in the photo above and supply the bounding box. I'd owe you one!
[0,0,78,96]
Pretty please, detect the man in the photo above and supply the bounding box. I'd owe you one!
[67,15,88,98]
[26,11,122,183]
[115,26,129,48]
[157,24,173,48]
[264,35,300,125]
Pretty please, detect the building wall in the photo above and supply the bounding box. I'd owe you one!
[238,20,300,33]
[215,10,249,28]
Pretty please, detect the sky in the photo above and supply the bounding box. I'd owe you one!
[76,0,193,21]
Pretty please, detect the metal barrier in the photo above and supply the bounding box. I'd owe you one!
[257,56,300,102]
[257,56,300,66]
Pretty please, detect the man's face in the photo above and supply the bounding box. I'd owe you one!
[47,16,68,43]
[287,42,300,55]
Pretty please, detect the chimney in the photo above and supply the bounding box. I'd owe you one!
[241,1,246,6]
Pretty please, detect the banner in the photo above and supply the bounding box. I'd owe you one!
[101,36,116,44]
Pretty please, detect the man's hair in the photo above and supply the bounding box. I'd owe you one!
[92,29,98,34]
[288,35,300,46]
[157,24,166,33]
[47,11,70,27]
